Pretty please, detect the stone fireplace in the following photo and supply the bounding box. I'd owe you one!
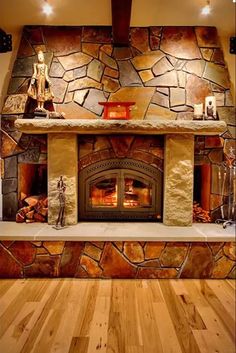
[1,25,235,226]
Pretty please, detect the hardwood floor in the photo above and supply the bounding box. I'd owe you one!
[0,279,235,353]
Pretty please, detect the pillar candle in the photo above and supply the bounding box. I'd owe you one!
[194,103,203,116]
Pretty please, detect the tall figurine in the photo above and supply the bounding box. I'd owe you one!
[55,176,66,228]
[27,50,54,112]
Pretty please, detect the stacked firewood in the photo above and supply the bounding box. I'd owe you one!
[193,201,211,223]
[16,195,48,223]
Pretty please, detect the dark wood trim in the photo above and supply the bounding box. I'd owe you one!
[111,0,132,46]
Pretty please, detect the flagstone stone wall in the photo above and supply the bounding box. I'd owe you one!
[1,25,235,221]
[0,240,235,279]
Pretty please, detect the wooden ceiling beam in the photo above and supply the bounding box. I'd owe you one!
[111,0,132,46]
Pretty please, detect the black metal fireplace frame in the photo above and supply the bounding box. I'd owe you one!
[79,158,163,221]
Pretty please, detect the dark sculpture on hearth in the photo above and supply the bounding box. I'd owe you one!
[55,176,66,229]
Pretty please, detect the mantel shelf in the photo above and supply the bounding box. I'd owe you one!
[14,118,227,135]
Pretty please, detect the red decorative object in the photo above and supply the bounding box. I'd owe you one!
[99,101,135,120]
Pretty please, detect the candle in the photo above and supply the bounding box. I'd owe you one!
[194,103,203,116]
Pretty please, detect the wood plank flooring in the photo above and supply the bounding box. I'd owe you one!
[0,279,235,353]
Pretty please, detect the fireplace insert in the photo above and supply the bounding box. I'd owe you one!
[79,159,163,221]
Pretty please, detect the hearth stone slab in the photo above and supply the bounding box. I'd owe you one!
[164,134,194,226]
[0,222,234,242]
[15,119,227,135]
[48,133,78,225]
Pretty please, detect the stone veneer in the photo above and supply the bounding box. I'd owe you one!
[0,240,235,279]
[1,25,235,222]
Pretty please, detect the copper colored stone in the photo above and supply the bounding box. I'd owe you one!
[131,51,165,70]
[150,36,160,51]
[130,28,150,53]
[82,26,112,43]
[203,62,230,89]
[49,61,65,78]
[50,78,67,104]
[100,243,137,278]
[104,67,119,78]
[43,27,82,55]
[82,43,100,58]
[68,77,102,92]
[184,60,205,77]
[84,243,102,261]
[150,27,162,37]
[186,74,212,106]
[123,242,144,263]
[151,92,169,108]
[58,52,92,71]
[55,102,98,119]
[17,37,34,57]
[63,71,74,82]
[60,241,85,276]
[223,243,236,261]
[180,244,213,278]
[195,27,220,48]
[99,51,117,69]
[112,47,133,60]
[170,88,185,107]
[1,130,24,158]
[43,241,65,255]
[139,259,161,267]
[109,87,155,120]
[118,61,142,87]
[1,241,14,248]
[212,49,225,65]
[145,71,178,87]
[109,136,134,158]
[139,70,154,83]
[24,26,44,45]
[200,48,213,61]
[9,241,36,265]
[212,256,235,278]
[161,27,201,59]
[88,59,104,82]
[153,57,173,76]
[80,255,102,277]
[144,242,165,260]
[102,76,120,93]
[137,267,178,279]
[145,104,176,120]
[0,244,22,278]
[113,242,123,252]
[24,255,60,277]
[160,243,189,267]
[208,242,224,256]
[100,44,113,56]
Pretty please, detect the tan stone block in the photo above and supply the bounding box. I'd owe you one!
[131,51,165,70]
[109,87,155,120]
[144,242,165,259]
[139,70,154,83]
[2,94,28,114]
[48,133,78,225]
[123,242,144,263]
[163,134,194,226]
[146,104,176,120]
[82,43,100,58]
[43,241,65,255]
[58,52,92,70]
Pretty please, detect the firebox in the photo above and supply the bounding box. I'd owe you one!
[79,159,163,221]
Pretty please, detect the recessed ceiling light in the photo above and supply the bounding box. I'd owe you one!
[42,2,53,16]
[201,0,211,15]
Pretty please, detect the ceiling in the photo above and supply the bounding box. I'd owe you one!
[0,0,235,37]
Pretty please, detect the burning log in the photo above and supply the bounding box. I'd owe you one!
[193,201,211,223]
[16,194,48,223]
